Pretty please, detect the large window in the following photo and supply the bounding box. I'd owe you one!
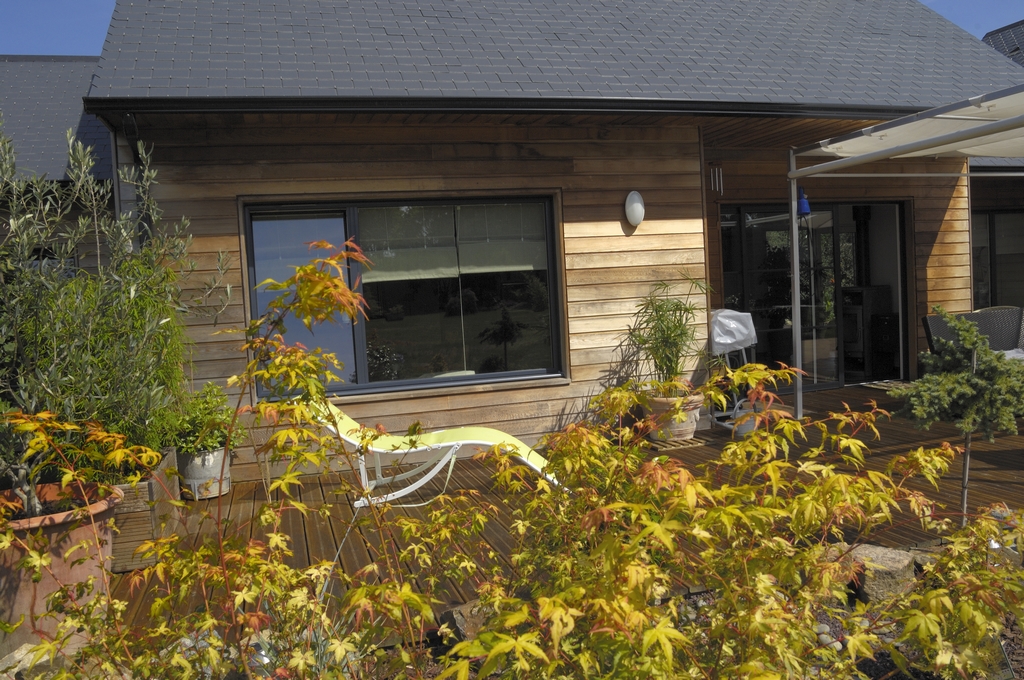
[247,199,562,394]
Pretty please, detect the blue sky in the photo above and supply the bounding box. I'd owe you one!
[0,0,1019,55]
[920,0,1023,37]
[0,0,116,55]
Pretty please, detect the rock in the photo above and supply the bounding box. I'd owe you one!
[0,643,61,679]
[822,541,857,573]
[823,541,850,560]
[988,539,1022,568]
[990,505,1014,522]
[850,545,915,603]
[908,546,942,571]
[438,600,488,643]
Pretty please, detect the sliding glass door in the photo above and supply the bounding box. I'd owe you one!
[722,203,904,388]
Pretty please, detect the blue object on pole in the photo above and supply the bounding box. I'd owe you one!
[797,187,811,216]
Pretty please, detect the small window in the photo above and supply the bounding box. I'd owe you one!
[246,198,562,394]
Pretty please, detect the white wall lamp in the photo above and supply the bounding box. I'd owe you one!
[625,190,645,227]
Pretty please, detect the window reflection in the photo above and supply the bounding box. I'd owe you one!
[248,201,557,393]
[250,214,357,385]
[360,203,554,382]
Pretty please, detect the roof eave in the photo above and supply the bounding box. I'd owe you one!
[82,95,925,128]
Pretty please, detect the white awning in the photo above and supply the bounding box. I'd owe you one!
[784,82,1024,418]
[792,83,1024,179]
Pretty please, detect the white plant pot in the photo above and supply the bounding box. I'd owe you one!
[732,408,757,435]
[719,398,763,435]
[647,394,704,441]
[179,447,230,499]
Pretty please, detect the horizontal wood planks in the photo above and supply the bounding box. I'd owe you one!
[131,113,707,467]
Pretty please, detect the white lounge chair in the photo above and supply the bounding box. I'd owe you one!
[317,403,550,508]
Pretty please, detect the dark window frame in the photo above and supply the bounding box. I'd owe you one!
[974,211,996,309]
[243,196,565,396]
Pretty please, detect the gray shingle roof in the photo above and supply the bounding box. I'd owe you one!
[970,157,1024,167]
[984,20,1024,68]
[86,0,1024,112]
[0,56,112,180]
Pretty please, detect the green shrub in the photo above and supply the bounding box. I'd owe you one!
[0,126,190,448]
[892,307,1024,525]
[175,383,241,456]
[0,122,229,515]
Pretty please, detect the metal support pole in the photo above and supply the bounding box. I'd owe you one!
[789,150,804,419]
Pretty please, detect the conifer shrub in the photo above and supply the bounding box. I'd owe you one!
[892,307,1024,526]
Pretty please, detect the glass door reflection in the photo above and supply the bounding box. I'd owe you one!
[798,211,839,386]
[738,211,792,369]
[723,203,904,389]
[730,209,839,388]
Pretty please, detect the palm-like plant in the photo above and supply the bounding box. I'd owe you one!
[627,277,708,387]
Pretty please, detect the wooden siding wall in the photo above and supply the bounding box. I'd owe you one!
[703,146,971,377]
[130,113,706,481]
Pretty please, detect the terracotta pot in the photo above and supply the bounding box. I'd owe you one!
[0,483,123,658]
[647,393,704,441]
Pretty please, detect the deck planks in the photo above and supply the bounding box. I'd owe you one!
[111,384,1024,629]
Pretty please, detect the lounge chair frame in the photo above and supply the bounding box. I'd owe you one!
[317,404,548,508]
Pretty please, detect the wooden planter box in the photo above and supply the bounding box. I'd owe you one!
[111,448,180,573]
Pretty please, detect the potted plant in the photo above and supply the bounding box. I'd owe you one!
[0,131,234,572]
[176,383,241,500]
[0,412,128,657]
[626,277,709,440]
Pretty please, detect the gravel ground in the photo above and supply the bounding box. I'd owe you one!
[852,614,1021,679]
[404,602,1024,679]
[1002,614,1023,677]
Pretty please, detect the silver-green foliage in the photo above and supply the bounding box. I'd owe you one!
[0,122,196,512]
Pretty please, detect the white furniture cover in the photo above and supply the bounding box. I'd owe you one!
[710,309,757,356]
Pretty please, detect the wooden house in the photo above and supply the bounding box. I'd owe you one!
[64,0,1024,480]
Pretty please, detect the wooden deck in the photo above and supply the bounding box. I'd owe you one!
[111,383,1024,619]
[802,384,1024,546]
